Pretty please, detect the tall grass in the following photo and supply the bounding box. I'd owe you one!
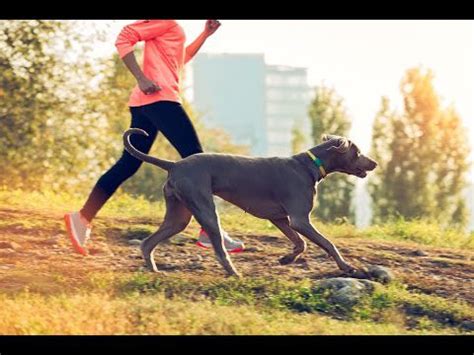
[363,218,474,250]
[1,272,470,335]
[0,288,463,335]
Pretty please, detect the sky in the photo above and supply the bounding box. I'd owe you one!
[93,20,474,179]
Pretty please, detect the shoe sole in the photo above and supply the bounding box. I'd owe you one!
[196,241,244,254]
[64,213,88,256]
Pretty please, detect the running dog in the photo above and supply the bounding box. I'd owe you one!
[123,129,377,277]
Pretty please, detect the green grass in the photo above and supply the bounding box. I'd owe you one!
[1,272,470,335]
[0,290,422,335]
[77,271,474,333]
[362,218,474,250]
[114,273,473,329]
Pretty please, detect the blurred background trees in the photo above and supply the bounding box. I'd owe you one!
[369,67,470,228]
[0,20,115,192]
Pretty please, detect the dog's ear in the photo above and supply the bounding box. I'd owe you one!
[327,137,350,154]
[322,134,337,142]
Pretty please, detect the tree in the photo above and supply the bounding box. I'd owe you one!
[0,20,113,192]
[308,85,355,223]
[0,20,65,188]
[291,124,306,154]
[367,96,398,221]
[369,67,470,228]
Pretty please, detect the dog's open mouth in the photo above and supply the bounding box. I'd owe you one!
[354,169,367,178]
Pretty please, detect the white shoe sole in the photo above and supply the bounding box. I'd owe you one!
[196,240,244,253]
[64,213,89,256]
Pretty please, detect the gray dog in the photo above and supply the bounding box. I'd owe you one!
[123,128,377,277]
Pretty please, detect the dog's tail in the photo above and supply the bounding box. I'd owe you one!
[123,128,175,171]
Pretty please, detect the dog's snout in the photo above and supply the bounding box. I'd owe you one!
[369,159,378,170]
[361,155,377,171]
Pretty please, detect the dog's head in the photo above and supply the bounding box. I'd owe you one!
[319,134,377,178]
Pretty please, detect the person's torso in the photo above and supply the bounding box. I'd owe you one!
[129,20,186,107]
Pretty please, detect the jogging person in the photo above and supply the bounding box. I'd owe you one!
[64,20,245,255]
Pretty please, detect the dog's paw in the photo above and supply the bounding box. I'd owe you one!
[279,254,297,265]
[344,267,370,279]
[142,260,161,273]
[137,266,162,274]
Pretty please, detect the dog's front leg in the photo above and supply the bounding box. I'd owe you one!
[289,217,358,274]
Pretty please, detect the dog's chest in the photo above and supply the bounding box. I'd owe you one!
[217,191,287,219]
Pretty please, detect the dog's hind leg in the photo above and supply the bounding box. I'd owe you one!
[270,217,307,265]
[141,192,192,272]
[176,180,240,277]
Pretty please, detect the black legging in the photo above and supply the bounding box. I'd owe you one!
[80,101,203,221]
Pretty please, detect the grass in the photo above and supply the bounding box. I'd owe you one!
[0,291,413,335]
[0,272,470,335]
[117,273,473,328]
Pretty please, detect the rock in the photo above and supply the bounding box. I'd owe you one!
[128,239,142,246]
[461,320,474,331]
[367,265,394,284]
[316,277,378,307]
[413,249,428,257]
[0,241,21,250]
[317,277,377,293]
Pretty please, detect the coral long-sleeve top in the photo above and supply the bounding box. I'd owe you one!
[115,20,192,107]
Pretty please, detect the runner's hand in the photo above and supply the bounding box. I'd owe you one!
[204,20,221,37]
[138,77,161,95]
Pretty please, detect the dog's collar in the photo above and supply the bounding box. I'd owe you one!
[306,151,327,178]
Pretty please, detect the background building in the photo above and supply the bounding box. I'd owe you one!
[265,65,312,156]
[191,53,267,156]
[192,53,312,157]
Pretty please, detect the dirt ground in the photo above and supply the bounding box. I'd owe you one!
[0,207,472,305]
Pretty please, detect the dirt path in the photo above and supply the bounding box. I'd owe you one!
[0,207,473,305]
